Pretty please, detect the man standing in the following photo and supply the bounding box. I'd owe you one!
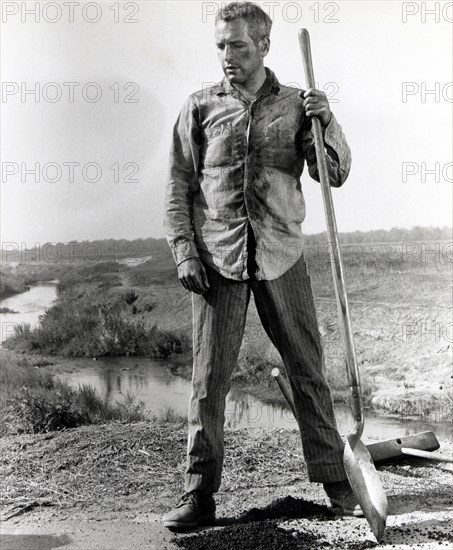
[163,1,361,531]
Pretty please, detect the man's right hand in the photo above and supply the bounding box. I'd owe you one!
[177,258,210,294]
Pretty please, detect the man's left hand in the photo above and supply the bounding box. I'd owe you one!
[299,88,331,127]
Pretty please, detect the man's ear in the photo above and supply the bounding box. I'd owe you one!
[260,37,270,57]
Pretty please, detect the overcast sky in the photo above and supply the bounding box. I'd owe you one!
[1,0,452,246]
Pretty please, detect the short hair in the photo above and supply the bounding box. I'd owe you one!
[215,2,272,45]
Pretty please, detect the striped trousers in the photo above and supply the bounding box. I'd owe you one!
[185,255,346,494]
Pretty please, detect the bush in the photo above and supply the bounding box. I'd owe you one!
[0,354,148,435]
[112,391,147,423]
[2,383,149,435]
[123,289,138,305]
[5,288,189,358]
[4,385,85,434]
[0,273,27,299]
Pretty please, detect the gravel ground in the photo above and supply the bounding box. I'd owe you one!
[1,422,452,549]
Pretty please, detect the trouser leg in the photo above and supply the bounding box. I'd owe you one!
[185,264,250,494]
[251,255,346,483]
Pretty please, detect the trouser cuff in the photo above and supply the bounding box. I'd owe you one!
[185,473,219,495]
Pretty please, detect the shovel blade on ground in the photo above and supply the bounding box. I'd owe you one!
[366,431,440,463]
[345,437,388,542]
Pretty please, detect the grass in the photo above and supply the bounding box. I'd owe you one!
[0,353,148,436]
[152,405,187,423]
[0,422,310,510]
[1,420,452,514]
[4,283,189,358]
[0,275,28,300]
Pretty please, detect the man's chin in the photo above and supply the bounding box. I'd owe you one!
[223,69,244,83]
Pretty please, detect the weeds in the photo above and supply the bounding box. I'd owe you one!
[152,405,187,424]
[113,390,147,423]
[5,298,188,358]
[0,355,148,436]
[0,307,19,314]
[0,274,28,300]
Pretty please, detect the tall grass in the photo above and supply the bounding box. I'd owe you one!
[0,355,147,436]
[152,405,187,423]
[4,289,188,358]
[0,274,27,299]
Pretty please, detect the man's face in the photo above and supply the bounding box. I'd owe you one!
[215,19,268,85]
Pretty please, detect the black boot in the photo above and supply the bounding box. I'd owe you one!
[162,491,216,532]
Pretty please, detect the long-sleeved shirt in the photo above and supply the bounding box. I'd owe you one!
[164,67,351,281]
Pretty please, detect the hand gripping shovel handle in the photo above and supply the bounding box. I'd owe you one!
[298,29,363,440]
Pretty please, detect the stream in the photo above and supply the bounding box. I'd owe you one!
[0,280,59,343]
[1,281,451,439]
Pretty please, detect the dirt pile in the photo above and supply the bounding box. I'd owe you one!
[239,495,332,522]
[172,497,334,550]
[173,520,320,550]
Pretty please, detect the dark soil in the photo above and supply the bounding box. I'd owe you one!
[238,496,333,522]
[172,497,336,550]
[173,520,321,550]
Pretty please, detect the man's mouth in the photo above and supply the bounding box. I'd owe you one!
[225,65,239,71]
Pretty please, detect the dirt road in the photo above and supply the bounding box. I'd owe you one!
[1,422,452,549]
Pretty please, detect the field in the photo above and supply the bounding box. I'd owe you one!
[1,237,451,424]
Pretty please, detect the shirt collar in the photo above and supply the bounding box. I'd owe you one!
[212,67,281,96]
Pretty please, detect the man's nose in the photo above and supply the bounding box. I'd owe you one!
[224,45,234,62]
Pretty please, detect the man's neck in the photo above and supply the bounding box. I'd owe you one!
[231,66,267,101]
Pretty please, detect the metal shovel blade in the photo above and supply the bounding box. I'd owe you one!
[344,436,388,541]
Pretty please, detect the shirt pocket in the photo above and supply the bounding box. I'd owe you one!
[203,122,234,168]
[262,124,296,167]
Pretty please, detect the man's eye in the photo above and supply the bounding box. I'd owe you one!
[217,44,225,50]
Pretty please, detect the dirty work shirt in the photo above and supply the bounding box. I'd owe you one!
[165,67,351,281]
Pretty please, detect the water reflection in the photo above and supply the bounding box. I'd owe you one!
[56,356,452,439]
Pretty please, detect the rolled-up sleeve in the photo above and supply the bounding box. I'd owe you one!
[300,112,351,187]
[164,96,201,266]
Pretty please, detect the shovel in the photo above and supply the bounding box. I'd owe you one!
[298,28,388,542]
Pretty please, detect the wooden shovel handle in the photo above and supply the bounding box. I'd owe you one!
[271,368,296,416]
[298,29,363,436]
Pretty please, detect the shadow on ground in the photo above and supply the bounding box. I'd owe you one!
[215,495,334,526]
